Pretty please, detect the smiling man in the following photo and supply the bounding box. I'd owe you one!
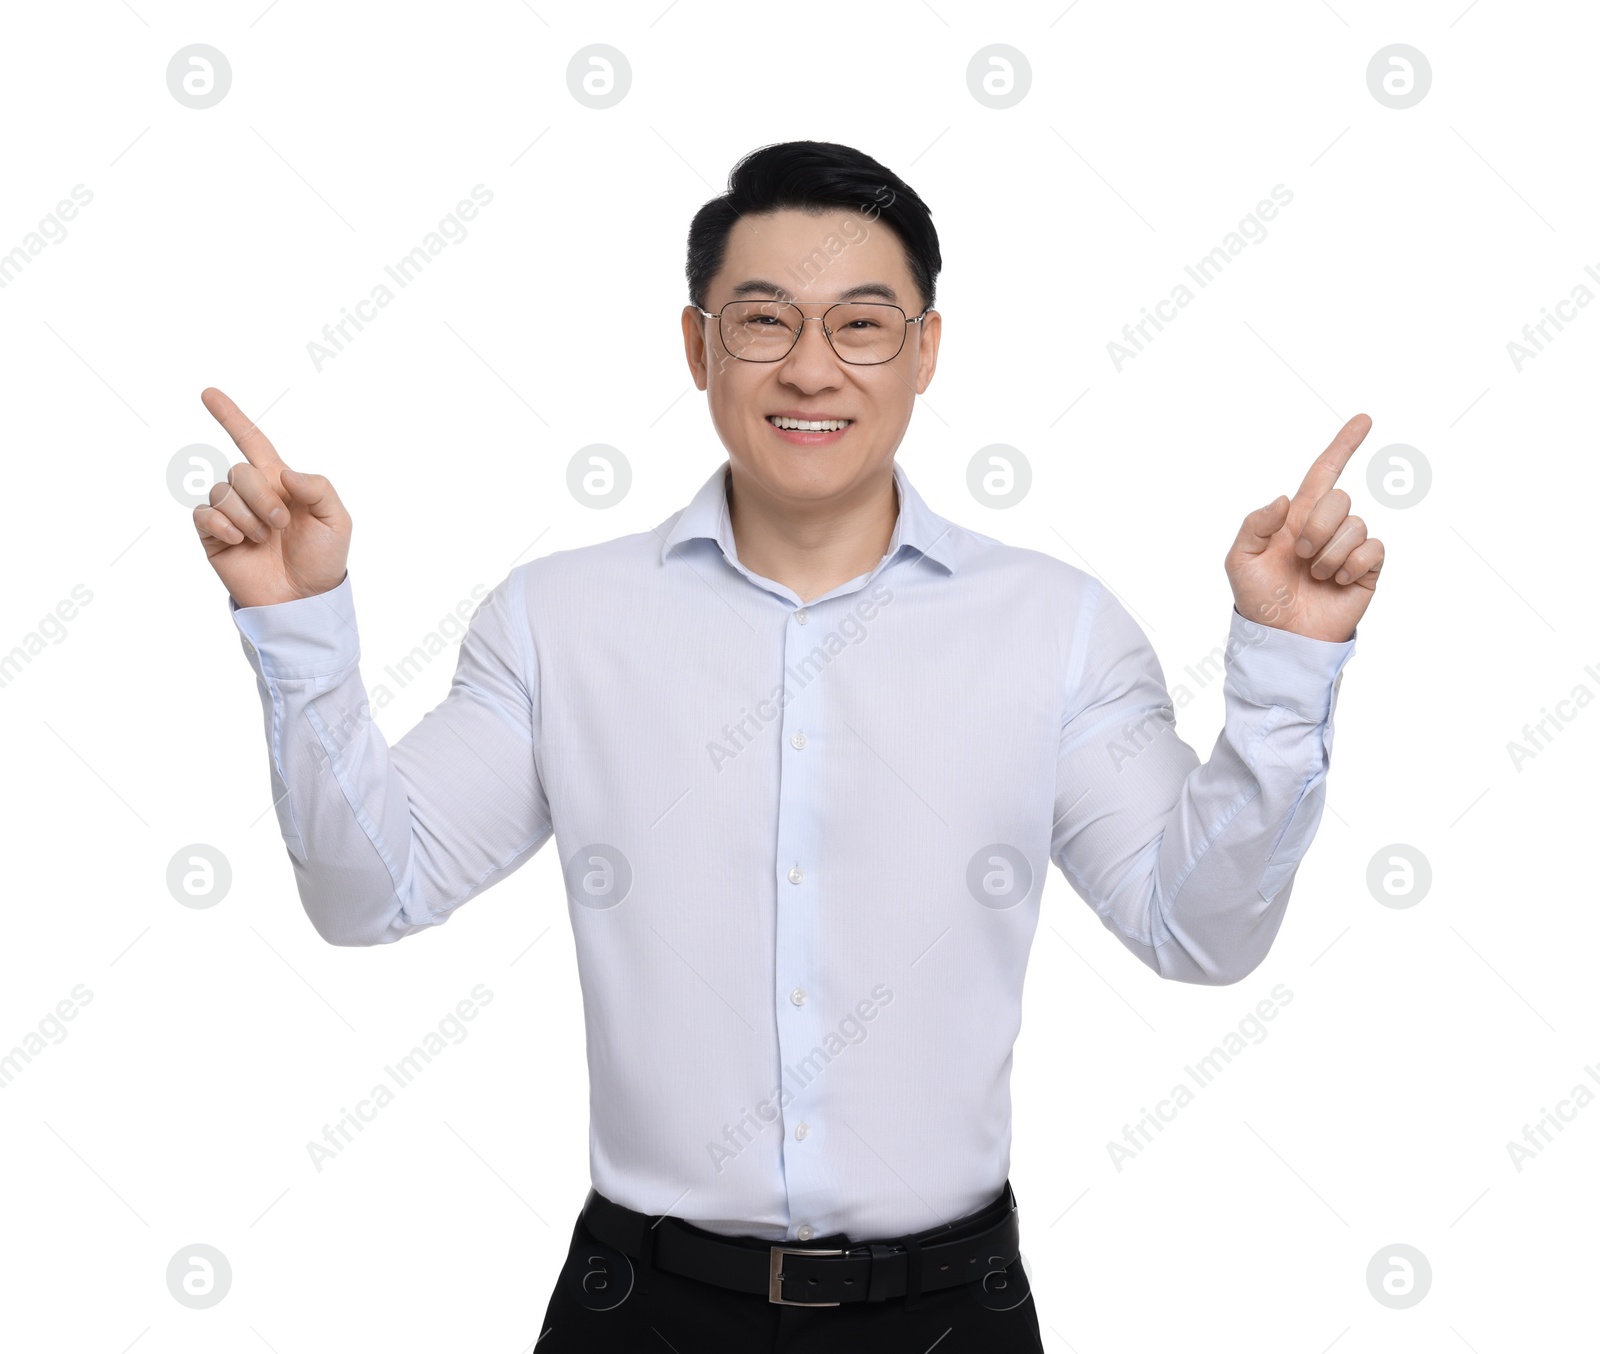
[197,140,1383,1352]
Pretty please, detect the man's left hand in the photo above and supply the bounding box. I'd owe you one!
[1225,413,1386,643]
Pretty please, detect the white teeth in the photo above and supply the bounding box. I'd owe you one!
[769,416,851,431]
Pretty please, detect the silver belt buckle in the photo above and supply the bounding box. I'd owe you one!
[768,1245,844,1305]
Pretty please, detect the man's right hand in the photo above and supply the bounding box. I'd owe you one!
[193,387,352,608]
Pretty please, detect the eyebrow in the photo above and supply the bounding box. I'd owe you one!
[728,278,901,304]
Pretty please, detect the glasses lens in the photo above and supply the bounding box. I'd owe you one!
[717,301,911,364]
[825,303,908,364]
[720,301,800,362]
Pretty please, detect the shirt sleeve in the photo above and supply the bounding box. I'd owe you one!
[230,568,553,946]
[1049,579,1357,984]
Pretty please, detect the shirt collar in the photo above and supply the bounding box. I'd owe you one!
[659,459,959,576]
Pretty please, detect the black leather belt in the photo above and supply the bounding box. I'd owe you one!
[579,1181,1021,1307]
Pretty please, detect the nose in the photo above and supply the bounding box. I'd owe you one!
[780,314,843,369]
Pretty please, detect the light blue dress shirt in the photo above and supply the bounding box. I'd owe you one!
[230,458,1357,1242]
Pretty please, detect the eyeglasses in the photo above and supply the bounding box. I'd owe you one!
[696,300,931,366]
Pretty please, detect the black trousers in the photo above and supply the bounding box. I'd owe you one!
[535,1184,1046,1353]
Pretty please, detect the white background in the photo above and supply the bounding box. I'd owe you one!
[1,1,1594,1349]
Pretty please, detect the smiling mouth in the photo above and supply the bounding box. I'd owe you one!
[766,415,854,431]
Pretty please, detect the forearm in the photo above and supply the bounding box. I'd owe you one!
[234,571,551,946]
[1147,663,1339,982]
[1054,591,1356,984]
[238,659,414,945]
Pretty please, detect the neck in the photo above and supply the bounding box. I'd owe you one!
[726,462,899,603]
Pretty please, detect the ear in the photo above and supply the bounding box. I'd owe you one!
[913,309,940,394]
[681,306,710,391]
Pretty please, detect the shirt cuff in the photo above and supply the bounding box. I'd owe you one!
[1224,605,1356,722]
[230,572,360,679]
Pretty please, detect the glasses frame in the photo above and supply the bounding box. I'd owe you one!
[695,299,932,366]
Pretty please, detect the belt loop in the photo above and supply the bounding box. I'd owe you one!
[903,1236,924,1311]
[636,1214,659,1278]
[866,1244,896,1302]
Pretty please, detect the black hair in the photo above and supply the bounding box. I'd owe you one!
[685,140,941,314]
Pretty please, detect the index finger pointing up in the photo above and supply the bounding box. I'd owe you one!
[200,387,284,469]
[1293,412,1372,508]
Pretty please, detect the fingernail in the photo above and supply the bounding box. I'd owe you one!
[1296,537,1313,555]
[1334,569,1350,583]
[270,507,289,526]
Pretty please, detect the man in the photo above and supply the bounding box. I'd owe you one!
[195,140,1382,1352]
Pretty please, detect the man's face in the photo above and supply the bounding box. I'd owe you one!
[681,206,940,504]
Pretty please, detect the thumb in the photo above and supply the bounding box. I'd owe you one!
[276,464,343,522]
[1233,494,1289,557]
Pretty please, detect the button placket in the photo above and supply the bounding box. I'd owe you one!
[773,598,830,1233]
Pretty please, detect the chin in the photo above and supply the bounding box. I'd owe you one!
[770,453,880,502]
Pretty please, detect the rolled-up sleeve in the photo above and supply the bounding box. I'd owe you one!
[231,568,553,946]
[1050,580,1356,984]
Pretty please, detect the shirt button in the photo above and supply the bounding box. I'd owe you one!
[795,1122,810,1141]
[796,1224,815,1241]
[789,987,807,1006]
[787,865,804,885]
[794,608,809,625]
[790,731,807,750]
